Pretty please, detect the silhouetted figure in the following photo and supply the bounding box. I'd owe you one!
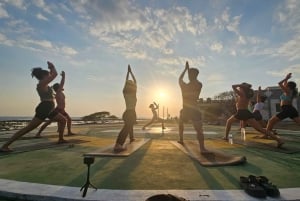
[266,73,300,135]
[142,102,165,130]
[223,82,283,147]
[35,71,75,137]
[1,61,67,152]
[114,65,137,152]
[178,61,209,154]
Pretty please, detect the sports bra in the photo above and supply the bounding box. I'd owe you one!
[280,93,292,101]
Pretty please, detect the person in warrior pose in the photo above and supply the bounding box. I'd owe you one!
[35,71,75,137]
[142,102,165,130]
[223,82,283,147]
[114,65,137,152]
[1,61,67,152]
[178,61,209,153]
[266,73,300,134]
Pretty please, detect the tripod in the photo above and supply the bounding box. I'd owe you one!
[80,156,97,197]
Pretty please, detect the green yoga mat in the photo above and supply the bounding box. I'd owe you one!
[83,138,150,157]
[170,140,246,167]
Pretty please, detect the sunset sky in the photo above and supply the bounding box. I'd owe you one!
[0,0,299,118]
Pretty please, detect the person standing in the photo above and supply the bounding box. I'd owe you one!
[114,65,137,152]
[1,61,67,152]
[178,61,209,154]
[35,71,75,137]
[266,73,300,133]
[253,86,267,128]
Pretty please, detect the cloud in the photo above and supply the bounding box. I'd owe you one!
[0,3,9,18]
[36,13,48,21]
[3,0,26,10]
[60,46,78,56]
[0,32,13,46]
[210,42,223,52]
[266,64,300,84]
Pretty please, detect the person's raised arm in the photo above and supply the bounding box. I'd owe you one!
[40,61,58,86]
[153,102,159,109]
[128,65,136,84]
[179,61,189,85]
[232,84,242,96]
[57,71,65,91]
[278,73,292,93]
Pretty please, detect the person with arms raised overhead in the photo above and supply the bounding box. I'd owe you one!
[223,82,283,147]
[1,61,67,152]
[142,102,165,130]
[114,65,137,152]
[178,61,209,154]
[35,70,75,137]
[266,73,300,135]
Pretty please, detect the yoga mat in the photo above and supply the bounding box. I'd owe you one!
[83,138,150,157]
[0,138,88,155]
[170,140,246,167]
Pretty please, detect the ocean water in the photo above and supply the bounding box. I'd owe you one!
[0,116,82,121]
[0,116,32,121]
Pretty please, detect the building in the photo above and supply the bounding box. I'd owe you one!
[259,86,300,121]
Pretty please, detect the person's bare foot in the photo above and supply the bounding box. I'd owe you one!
[66,132,76,136]
[130,138,136,143]
[0,146,13,152]
[57,139,68,144]
[200,149,212,154]
[177,140,184,145]
[34,134,42,138]
[114,147,126,153]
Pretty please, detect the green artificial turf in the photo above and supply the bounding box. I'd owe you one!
[0,123,299,190]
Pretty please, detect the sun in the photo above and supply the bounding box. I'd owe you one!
[159,91,166,98]
[156,89,168,105]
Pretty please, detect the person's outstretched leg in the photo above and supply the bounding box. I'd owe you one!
[65,113,75,135]
[52,114,67,143]
[114,123,131,152]
[192,121,209,154]
[142,118,155,130]
[249,119,284,147]
[224,115,236,140]
[178,119,184,144]
[35,120,52,137]
[1,118,43,151]
[129,126,135,143]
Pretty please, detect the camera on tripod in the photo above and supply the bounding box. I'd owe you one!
[84,156,94,165]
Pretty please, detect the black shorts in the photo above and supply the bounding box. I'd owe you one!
[34,101,58,120]
[122,109,137,125]
[234,109,254,121]
[253,110,263,121]
[180,107,202,123]
[276,105,299,120]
